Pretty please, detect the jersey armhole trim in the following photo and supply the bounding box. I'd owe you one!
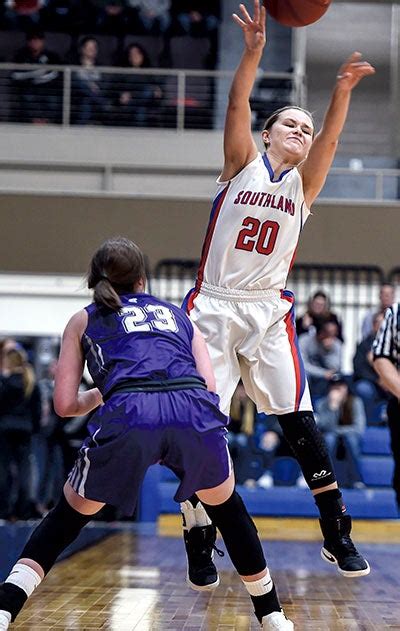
[216,152,262,186]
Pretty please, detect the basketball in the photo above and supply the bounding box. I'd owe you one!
[264,0,332,27]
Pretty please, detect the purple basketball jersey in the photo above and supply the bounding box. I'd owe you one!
[82,293,203,396]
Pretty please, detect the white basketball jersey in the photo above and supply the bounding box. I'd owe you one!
[196,152,310,291]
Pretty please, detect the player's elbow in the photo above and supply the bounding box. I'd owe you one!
[53,393,78,417]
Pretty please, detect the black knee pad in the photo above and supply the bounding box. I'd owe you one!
[202,491,266,576]
[278,411,337,489]
[20,494,94,575]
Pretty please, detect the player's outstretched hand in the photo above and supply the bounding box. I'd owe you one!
[233,0,266,52]
[336,52,375,91]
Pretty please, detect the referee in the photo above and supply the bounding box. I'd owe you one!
[373,302,400,512]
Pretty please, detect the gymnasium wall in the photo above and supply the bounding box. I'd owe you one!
[0,193,398,275]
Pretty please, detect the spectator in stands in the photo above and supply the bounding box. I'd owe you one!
[373,302,400,512]
[296,289,343,341]
[353,312,388,424]
[113,42,164,127]
[171,0,220,36]
[299,320,343,399]
[126,0,171,35]
[0,348,42,520]
[3,0,45,31]
[91,0,128,34]
[361,282,395,339]
[315,375,366,489]
[71,36,109,125]
[11,29,61,124]
[36,360,66,516]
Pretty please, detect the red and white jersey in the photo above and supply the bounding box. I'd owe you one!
[196,152,310,291]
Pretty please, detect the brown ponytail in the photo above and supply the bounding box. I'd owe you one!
[88,237,146,311]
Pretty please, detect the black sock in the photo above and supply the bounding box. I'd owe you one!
[314,489,346,519]
[0,583,28,622]
[251,585,282,623]
[186,494,200,507]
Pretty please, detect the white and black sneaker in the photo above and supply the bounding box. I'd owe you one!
[320,515,370,577]
[183,525,223,591]
[261,610,294,630]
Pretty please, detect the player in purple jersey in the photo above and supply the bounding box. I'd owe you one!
[181,0,373,590]
[0,238,294,631]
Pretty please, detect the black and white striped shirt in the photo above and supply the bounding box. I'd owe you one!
[373,303,400,368]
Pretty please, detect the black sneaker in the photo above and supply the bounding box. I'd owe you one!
[183,525,223,591]
[320,514,370,577]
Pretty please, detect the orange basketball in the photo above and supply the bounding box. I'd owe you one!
[264,0,332,27]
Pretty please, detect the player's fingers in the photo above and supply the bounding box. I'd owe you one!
[348,51,362,61]
[260,3,267,28]
[239,3,253,23]
[232,13,247,27]
[253,0,260,23]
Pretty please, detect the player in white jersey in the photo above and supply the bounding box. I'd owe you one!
[181,0,373,598]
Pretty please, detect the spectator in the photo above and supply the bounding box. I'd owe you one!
[373,302,400,512]
[10,29,61,124]
[315,375,366,489]
[113,42,164,127]
[3,0,45,31]
[296,289,343,341]
[171,0,220,68]
[361,283,395,340]
[299,320,343,399]
[353,312,388,424]
[228,385,293,489]
[127,0,171,35]
[171,0,221,37]
[71,36,109,125]
[35,360,66,515]
[91,0,128,34]
[0,348,41,520]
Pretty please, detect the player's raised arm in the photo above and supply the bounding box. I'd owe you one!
[301,52,375,208]
[221,0,266,181]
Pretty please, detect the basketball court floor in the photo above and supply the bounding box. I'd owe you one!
[8,516,400,630]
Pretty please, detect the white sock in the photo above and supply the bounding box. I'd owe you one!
[0,611,11,630]
[5,563,42,598]
[242,569,273,596]
[180,500,212,530]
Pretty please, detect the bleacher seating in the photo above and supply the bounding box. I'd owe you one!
[361,427,391,455]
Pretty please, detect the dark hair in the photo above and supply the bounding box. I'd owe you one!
[308,289,330,311]
[26,29,45,41]
[88,237,146,311]
[79,36,99,52]
[124,43,151,68]
[262,106,315,150]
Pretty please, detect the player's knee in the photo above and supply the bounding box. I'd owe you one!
[277,411,336,489]
[202,491,266,575]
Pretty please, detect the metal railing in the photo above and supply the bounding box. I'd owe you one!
[151,261,394,373]
[0,62,301,131]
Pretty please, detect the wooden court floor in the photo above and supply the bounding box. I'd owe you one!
[10,517,400,630]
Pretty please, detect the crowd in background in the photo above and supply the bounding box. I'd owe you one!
[0,1,221,39]
[0,282,395,522]
[226,283,395,493]
[0,2,222,127]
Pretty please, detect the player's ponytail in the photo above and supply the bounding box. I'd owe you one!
[93,277,122,311]
[88,237,146,311]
